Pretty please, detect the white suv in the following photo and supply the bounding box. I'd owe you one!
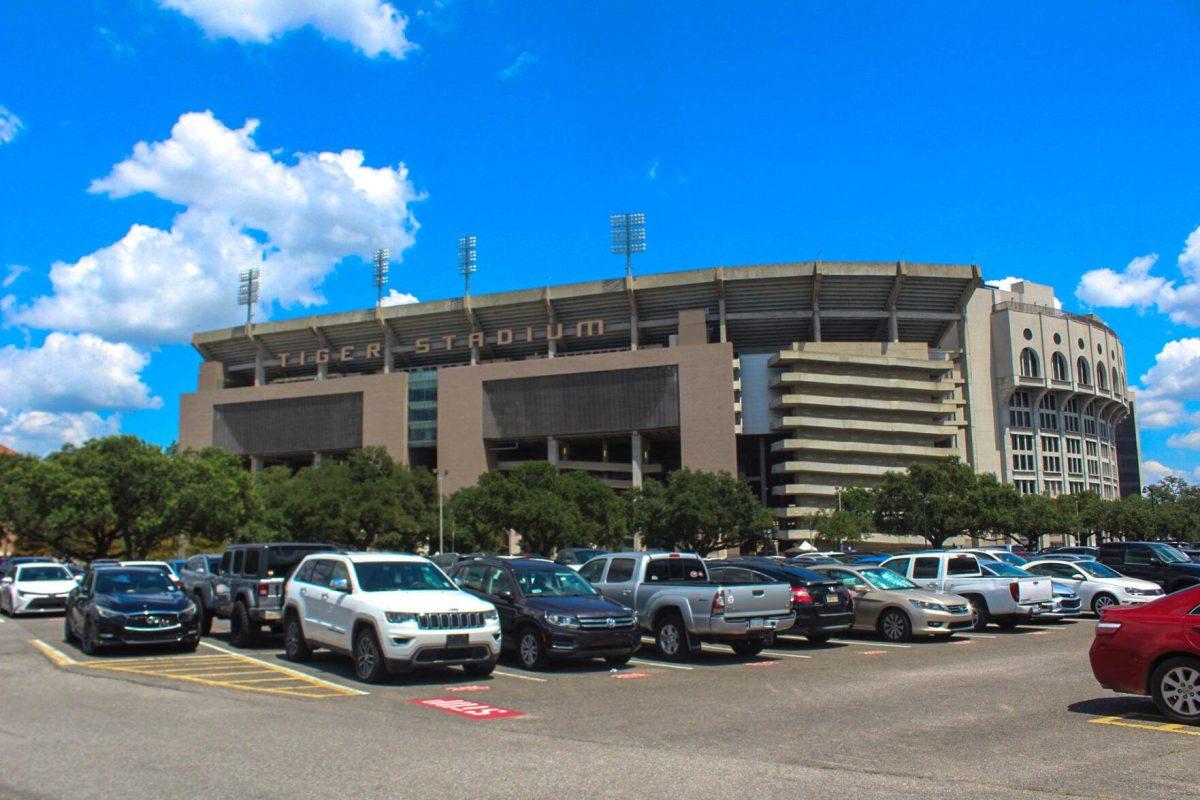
[282,552,501,682]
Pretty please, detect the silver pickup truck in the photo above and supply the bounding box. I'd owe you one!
[578,552,796,660]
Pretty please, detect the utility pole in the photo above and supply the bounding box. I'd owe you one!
[437,468,447,554]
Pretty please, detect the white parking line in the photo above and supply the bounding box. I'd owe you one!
[955,632,996,639]
[197,641,368,696]
[759,650,813,660]
[492,669,549,683]
[628,658,694,671]
[823,638,911,649]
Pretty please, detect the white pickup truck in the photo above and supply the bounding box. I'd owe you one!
[881,551,1053,631]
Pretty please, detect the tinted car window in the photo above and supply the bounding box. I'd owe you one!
[294,560,316,583]
[243,549,261,576]
[457,564,486,591]
[186,556,204,571]
[1125,545,1153,565]
[883,557,911,577]
[578,559,607,583]
[913,557,940,579]
[716,566,757,583]
[606,558,636,583]
[308,559,336,587]
[484,566,515,596]
[96,570,176,595]
[220,551,232,574]
[231,550,244,575]
[645,558,706,582]
[947,556,980,576]
[267,546,329,578]
[355,561,455,592]
[330,561,351,590]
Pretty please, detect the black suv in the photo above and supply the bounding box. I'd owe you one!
[205,542,334,646]
[706,558,854,643]
[450,557,640,670]
[1097,542,1200,593]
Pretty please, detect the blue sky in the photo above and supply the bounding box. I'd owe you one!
[1,1,1200,481]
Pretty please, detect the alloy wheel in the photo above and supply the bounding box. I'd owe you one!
[882,611,907,642]
[519,633,540,667]
[355,633,378,679]
[1161,666,1200,719]
[1093,595,1116,614]
[659,623,680,656]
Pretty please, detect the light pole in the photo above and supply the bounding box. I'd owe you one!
[372,248,389,308]
[611,212,646,280]
[238,267,260,325]
[458,236,477,298]
[437,468,448,554]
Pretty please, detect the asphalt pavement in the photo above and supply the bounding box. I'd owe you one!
[1,610,1195,800]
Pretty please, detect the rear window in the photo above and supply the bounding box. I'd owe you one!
[645,557,706,582]
[243,549,261,576]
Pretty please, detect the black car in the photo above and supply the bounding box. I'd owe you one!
[450,557,640,670]
[64,566,201,655]
[1097,541,1200,593]
[706,558,855,643]
[554,548,608,569]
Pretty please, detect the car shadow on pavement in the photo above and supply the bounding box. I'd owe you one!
[1067,696,1162,720]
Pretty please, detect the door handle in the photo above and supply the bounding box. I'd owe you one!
[752,589,764,596]
[299,588,307,597]
[321,593,329,600]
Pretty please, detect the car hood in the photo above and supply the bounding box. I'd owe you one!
[877,588,968,606]
[1104,576,1162,591]
[15,579,77,595]
[99,592,190,613]
[368,589,495,614]
[524,595,632,617]
[1169,562,1200,574]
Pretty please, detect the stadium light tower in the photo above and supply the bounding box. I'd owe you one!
[458,235,477,297]
[372,248,390,308]
[238,267,260,325]
[611,212,646,280]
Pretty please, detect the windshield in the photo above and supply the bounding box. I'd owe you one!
[17,566,72,582]
[993,552,1028,566]
[354,561,456,592]
[96,570,177,595]
[514,568,598,597]
[860,568,917,590]
[1076,561,1121,579]
[1150,543,1190,564]
[981,562,1030,577]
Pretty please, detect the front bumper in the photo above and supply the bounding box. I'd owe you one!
[381,623,502,673]
[1032,598,1083,620]
[543,627,642,660]
[11,592,71,614]
[911,608,975,635]
[96,614,201,646]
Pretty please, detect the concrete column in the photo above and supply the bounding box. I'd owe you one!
[547,436,560,467]
[812,310,822,342]
[313,451,323,468]
[547,338,557,358]
[718,297,728,343]
[758,437,768,504]
[253,348,266,386]
[630,307,639,351]
[382,326,395,374]
[470,345,479,366]
[631,432,643,489]
[250,456,263,473]
[888,310,899,342]
[316,362,328,381]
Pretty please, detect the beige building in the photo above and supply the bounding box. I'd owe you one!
[180,261,1136,541]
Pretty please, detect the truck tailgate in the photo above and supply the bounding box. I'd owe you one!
[721,582,794,619]
[1017,577,1053,605]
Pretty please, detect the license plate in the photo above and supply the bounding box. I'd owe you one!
[748,618,765,630]
[446,633,469,647]
[825,592,839,605]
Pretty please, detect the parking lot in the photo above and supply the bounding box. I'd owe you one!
[1,609,1196,800]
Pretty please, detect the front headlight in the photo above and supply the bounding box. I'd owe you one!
[909,599,948,613]
[95,605,124,619]
[545,613,580,629]
[385,612,417,624]
[181,601,198,618]
[482,609,499,621]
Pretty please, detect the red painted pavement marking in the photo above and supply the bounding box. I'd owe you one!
[744,660,782,668]
[410,697,524,720]
[612,672,652,680]
[445,684,492,693]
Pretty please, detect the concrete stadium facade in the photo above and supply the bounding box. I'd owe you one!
[180,261,1139,540]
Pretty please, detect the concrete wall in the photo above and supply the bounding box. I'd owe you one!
[179,370,410,462]
[437,341,737,493]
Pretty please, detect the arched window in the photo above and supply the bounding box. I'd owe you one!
[1019,348,1041,378]
[1076,357,1091,386]
[1097,363,1108,391]
[1051,352,1069,381]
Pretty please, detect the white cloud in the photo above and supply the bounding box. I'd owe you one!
[1075,224,1200,326]
[380,289,418,307]
[0,105,23,144]
[10,110,421,343]
[1134,338,1200,430]
[1167,430,1200,451]
[499,50,537,80]
[158,0,415,58]
[1142,459,1184,484]
[0,333,160,413]
[0,408,122,456]
[2,264,28,288]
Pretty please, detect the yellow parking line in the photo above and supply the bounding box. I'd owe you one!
[1090,715,1200,736]
[198,641,368,696]
[28,639,76,666]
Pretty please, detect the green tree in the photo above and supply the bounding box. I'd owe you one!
[630,469,775,556]
[874,459,976,548]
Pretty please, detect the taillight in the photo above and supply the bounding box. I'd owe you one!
[1009,582,1020,601]
[257,582,269,597]
[792,586,813,605]
[712,589,726,615]
[1095,621,1122,635]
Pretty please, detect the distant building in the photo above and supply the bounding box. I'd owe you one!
[0,444,17,457]
[1115,404,1144,497]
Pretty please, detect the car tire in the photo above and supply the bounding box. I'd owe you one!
[997,618,1020,630]
[229,601,258,648]
[463,659,497,677]
[80,619,101,656]
[353,626,387,683]
[605,654,633,667]
[197,597,213,636]
[179,639,199,653]
[63,615,77,644]
[730,639,765,657]
[1091,593,1118,616]
[517,628,548,670]
[654,612,690,661]
[283,613,313,662]
[966,596,990,632]
[1151,656,1200,726]
[878,609,912,642]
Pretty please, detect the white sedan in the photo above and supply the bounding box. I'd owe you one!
[1024,559,1163,615]
[0,563,78,616]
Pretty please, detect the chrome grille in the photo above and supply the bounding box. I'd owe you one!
[578,615,636,630]
[125,613,179,628]
[947,604,969,614]
[417,612,485,630]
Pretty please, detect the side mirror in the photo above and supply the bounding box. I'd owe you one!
[453,576,464,586]
[0,576,11,585]
[1147,558,1162,567]
[496,589,514,602]
[330,577,350,593]
[74,575,83,584]
[853,584,869,593]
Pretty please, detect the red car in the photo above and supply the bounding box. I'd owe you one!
[1088,585,1200,724]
